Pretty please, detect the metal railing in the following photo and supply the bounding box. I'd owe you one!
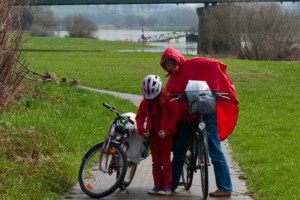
[139,29,197,43]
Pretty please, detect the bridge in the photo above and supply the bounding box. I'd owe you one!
[138,29,197,43]
[27,0,300,5]
[22,0,300,54]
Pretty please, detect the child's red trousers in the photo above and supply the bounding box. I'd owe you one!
[149,132,172,189]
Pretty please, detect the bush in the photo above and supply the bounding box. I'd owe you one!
[0,0,29,106]
[30,25,56,37]
[62,14,98,38]
[29,8,60,37]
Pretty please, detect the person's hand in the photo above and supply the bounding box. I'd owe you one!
[158,130,167,139]
[143,130,150,137]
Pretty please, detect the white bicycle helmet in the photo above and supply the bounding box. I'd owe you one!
[142,75,162,99]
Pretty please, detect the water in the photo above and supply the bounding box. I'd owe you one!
[56,29,198,55]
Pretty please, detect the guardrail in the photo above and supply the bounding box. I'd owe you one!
[139,29,197,42]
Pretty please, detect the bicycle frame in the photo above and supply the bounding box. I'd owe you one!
[99,121,128,173]
[98,103,133,174]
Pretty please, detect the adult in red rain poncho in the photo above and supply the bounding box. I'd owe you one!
[160,47,239,197]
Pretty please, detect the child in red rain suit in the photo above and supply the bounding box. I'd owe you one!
[136,75,180,195]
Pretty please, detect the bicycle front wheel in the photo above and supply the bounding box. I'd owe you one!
[79,142,128,198]
[198,133,209,199]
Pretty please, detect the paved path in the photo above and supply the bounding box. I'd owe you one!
[63,88,253,200]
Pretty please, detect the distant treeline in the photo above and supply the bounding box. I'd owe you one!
[84,8,198,28]
[49,4,199,28]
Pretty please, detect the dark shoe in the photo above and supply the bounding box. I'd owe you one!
[209,189,231,197]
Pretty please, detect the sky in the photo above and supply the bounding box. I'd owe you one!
[186,3,198,6]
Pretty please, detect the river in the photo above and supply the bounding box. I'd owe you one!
[56,29,198,55]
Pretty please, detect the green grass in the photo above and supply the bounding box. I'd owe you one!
[24,51,164,94]
[21,36,155,52]
[1,36,300,199]
[221,60,300,199]
[0,83,137,199]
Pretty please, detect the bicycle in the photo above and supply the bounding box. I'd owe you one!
[79,103,138,198]
[170,88,229,199]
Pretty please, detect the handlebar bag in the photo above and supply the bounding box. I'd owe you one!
[185,80,216,115]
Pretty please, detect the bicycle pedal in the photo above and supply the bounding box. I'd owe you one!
[178,182,185,186]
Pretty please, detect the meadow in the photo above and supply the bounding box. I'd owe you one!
[21,36,154,52]
[0,36,299,199]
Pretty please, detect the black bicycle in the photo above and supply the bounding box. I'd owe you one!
[171,89,229,199]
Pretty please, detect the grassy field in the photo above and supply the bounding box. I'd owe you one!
[1,36,300,199]
[21,36,154,52]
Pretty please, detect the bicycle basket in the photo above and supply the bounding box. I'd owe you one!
[185,81,216,115]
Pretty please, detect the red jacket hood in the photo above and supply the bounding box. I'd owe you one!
[160,47,185,77]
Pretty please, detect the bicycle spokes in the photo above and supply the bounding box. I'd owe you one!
[79,143,127,198]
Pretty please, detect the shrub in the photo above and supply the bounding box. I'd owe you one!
[62,14,98,38]
[29,8,60,37]
[0,0,29,106]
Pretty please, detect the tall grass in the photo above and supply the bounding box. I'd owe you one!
[0,82,137,199]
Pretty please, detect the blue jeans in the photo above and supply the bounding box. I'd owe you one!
[172,113,232,192]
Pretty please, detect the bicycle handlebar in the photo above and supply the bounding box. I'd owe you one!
[102,103,134,124]
[170,91,230,100]
[103,102,116,110]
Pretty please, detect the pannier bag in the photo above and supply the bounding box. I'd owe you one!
[184,80,216,115]
[122,112,144,164]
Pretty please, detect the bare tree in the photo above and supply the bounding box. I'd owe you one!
[113,19,121,28]
[30,7,60,37]
[13,6,34,30]
[62,14,98,38]
[0,0,30,105]
[202,2,300,61]
[124,13,138,29]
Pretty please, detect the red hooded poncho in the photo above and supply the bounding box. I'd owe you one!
[160,47,239,141]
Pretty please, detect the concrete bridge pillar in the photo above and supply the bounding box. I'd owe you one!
[197,3,236,56]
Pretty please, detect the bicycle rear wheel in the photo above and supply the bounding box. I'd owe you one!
[181,153,194,190]
[79,142,128,198]
[197,133,209,199]
[119,161,137,190]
